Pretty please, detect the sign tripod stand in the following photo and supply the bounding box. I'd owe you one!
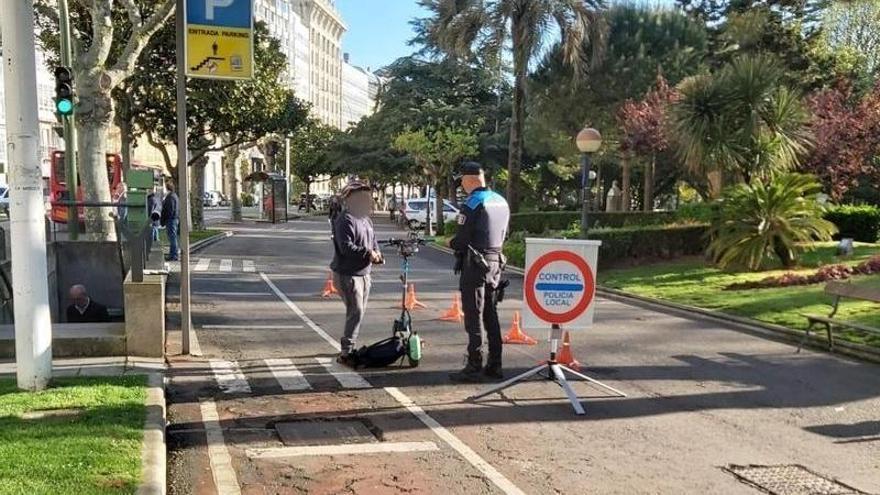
[468,324,626,415]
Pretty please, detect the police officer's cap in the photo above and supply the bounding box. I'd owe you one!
[460,162,485,176]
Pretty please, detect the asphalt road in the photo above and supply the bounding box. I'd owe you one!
[164,216,880,495]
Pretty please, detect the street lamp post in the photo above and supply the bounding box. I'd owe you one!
[576,127,602,238]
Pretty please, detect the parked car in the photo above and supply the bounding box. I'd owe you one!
[403,198,459,230]
[203,191,223,207]
[0,187,8,217]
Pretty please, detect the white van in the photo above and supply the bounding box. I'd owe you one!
[403,198,459,230]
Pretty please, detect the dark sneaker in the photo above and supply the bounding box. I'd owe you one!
[336,354,357,368]
[483,365,503,381]
[449,368,483,383]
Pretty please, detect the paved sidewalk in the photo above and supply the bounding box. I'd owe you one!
[0,356,164,377]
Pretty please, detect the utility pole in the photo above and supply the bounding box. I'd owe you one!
[176,0,193,354]
[1,1,54,390]
[58,0,78,240]
[285,137,291,206]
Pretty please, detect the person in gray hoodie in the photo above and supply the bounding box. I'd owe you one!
[331,180,383,366]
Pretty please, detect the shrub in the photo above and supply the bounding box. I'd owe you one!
[241,192,256,207]
[824,205,880,243]
[675,202,718,223]
[708,173,838,270]
[509,211,674,234]
[725,255,880,290]
[443,220,459,238]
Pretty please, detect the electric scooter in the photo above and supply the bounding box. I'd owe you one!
[378,232,425,367]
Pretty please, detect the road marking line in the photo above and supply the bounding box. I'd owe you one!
[199,399,242,495]
[190,325,203,357]
[261,270,525,495]
[209,359,251,394]
[194,291,271,297]
[242,260,256,272]
[315,357,371,389]
[219,259,233,272]
[264,358,311,391]
[201,325,305,330]
[194,258,212,272]
[384,387,526,495]
[260,272,340,351]
[245,441,439,459]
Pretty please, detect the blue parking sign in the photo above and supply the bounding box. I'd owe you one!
[187,0,252,28]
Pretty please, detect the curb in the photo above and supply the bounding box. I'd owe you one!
[430,242,880,364]
[191,231,233,253]
[136,372,166,495]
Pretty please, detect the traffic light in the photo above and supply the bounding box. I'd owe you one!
[54,66,74,116]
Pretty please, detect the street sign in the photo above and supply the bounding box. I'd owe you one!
[185,0,254,80]
[522,238,602,330]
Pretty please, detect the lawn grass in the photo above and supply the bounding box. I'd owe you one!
[599,242,880,347]
[157,228,221,245]
[0,376,147,495]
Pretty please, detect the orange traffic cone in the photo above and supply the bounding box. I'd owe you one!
[502,312,538,345]
[320,271,339,298]
[439,293,464,323]
[402,283,427,310]
[555,331,581,371]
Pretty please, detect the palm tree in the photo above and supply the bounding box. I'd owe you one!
[415,0,605,212]
[670,55,812,196]
[708,172,837,270]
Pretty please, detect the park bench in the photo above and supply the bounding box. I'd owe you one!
[799,281,880,352]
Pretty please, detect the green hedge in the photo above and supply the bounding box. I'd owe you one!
[503,224,710,268]
[509,211,675,234]
[824,205,880,243]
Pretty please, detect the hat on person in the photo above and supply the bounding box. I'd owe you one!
[340,180,371,197]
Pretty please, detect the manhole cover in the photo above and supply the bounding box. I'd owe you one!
[724,465,870,495]
[275,420,378,446]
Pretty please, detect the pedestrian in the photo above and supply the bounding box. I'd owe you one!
[448,162,510,383]
[388,195,397,221]
[112,182,128,223]
[328,193,342,222]
[66,284,110,323]
[161,181,180,261]
[330,180,383,366]
[147,189,162,241]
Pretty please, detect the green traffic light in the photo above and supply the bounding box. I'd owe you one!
[56,99,73,115]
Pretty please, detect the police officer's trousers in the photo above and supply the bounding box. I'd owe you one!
[460,260,502,365]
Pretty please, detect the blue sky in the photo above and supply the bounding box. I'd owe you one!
[336,0,428,71]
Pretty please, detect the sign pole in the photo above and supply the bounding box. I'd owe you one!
[177,0,192,355]
[58,0,79,240]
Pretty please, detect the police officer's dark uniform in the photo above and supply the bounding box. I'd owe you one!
[449,162,510,382]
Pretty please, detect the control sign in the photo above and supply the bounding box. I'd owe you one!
[522,239,602,331]
[186,0,254,80]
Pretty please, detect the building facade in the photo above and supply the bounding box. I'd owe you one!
[341,53,373,129]
[294,0,346,130]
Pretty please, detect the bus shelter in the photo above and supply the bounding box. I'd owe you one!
[244,171,288,224]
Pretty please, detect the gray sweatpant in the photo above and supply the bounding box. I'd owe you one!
[333,272,371,355]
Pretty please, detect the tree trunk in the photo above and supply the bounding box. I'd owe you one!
[621,155,631,212]
[305,180,312,214]
[434,179,444,235]
[507,19,527,213]
[643,156,655,212]
[224,146,242,222]
[190,155,208,231]
[77,120,116,241]
[708,170,724,198]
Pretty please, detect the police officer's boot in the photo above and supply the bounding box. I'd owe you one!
[483,360,503,381]
[449,352,483,383]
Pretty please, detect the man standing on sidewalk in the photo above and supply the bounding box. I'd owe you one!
[331,180,383,366]
[161,181,180,261]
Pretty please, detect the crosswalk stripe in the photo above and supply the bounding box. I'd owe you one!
[219,259,233,272]
[264,358,311,391]
[194,258,211,272]
[209,359,251,394]
[242,260,256,272]
[315,357,371,389]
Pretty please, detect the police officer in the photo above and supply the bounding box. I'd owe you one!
[448,162,510,383]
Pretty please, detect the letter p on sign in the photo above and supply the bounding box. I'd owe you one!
[206,0,234,20]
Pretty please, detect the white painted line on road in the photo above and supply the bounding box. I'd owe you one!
[264,358,311,391]
[315,357,371,389]
[190,326,203,357]
[201,325,304,330]
[242,260,256,272]
[219,259,233,272]
[209,359,251,394]
[199,399,242,495]
[260,272,340,351]
[384,387,526,495]
[194,258,212,272]
[246,441,439,459]
[194,292,271,297]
